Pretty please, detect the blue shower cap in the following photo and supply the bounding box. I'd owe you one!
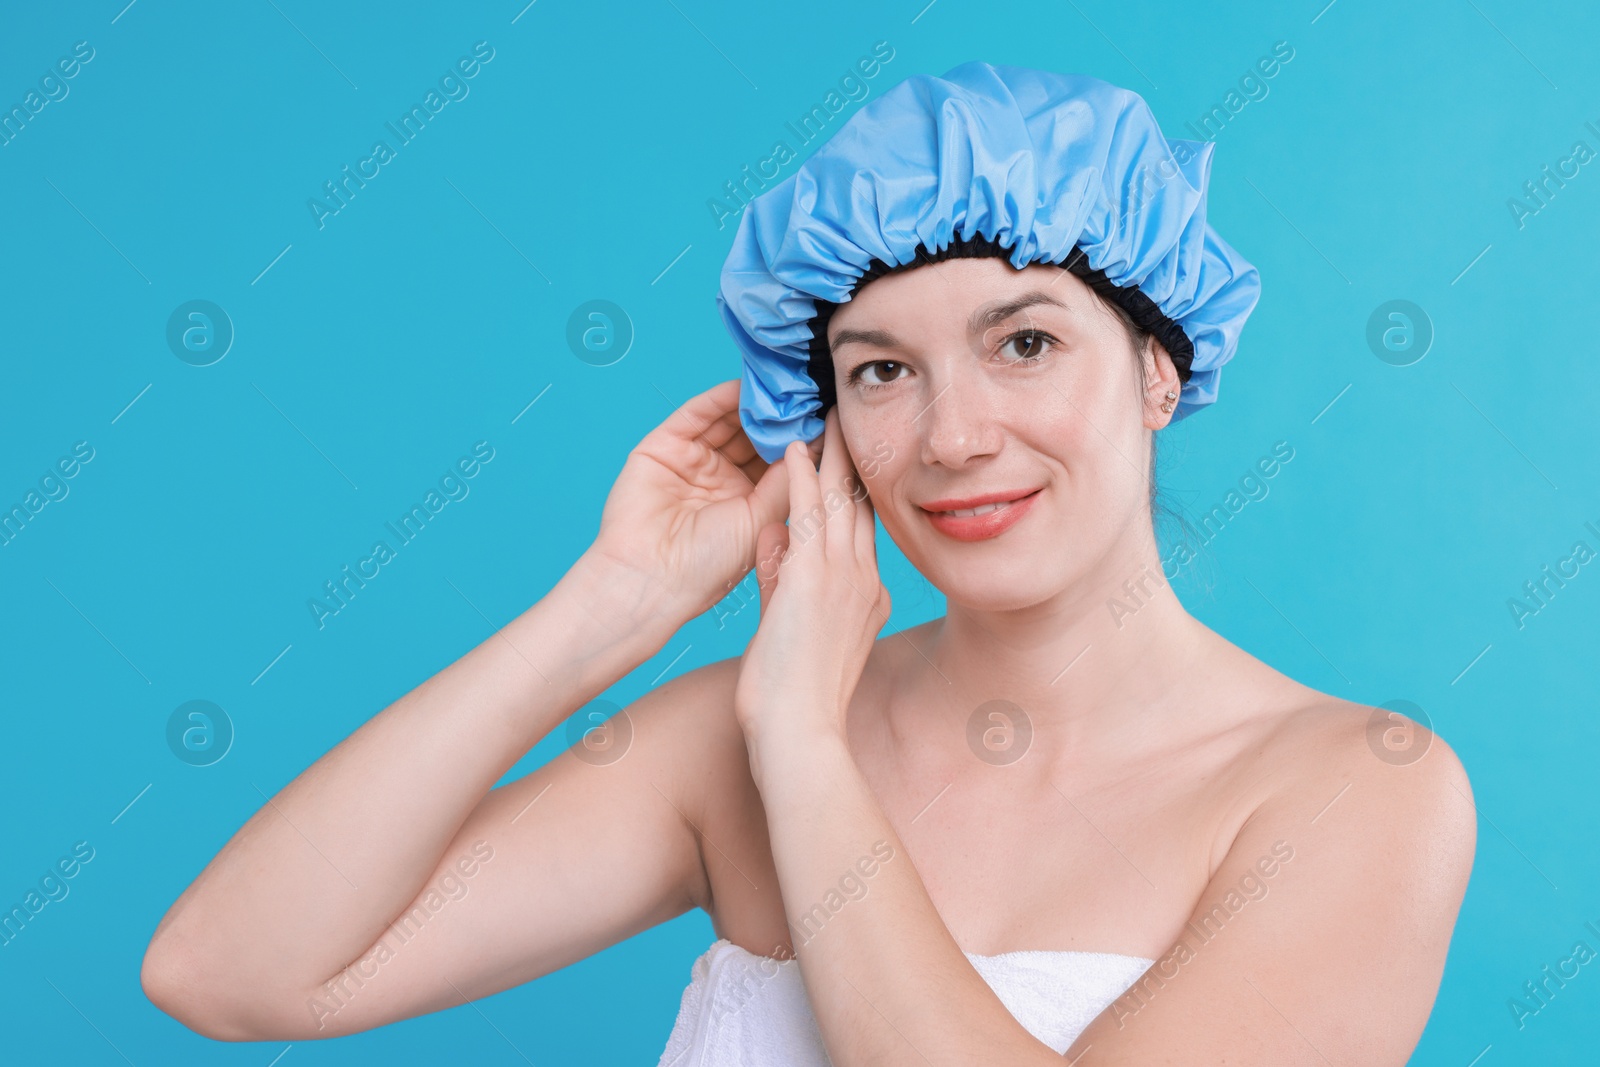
[716,61,1261,464]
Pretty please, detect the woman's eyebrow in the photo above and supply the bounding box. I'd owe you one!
[968,291,1072,333]
[829,290,1072,352]
[828,327,902,353]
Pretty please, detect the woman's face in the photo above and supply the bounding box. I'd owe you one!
[828,257,1177,612]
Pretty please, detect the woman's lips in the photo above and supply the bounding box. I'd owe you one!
[920,489,1042,541]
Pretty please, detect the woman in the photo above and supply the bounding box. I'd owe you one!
[141,63,1475,1065]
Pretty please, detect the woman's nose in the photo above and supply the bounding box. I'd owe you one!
[917,366,1002,468]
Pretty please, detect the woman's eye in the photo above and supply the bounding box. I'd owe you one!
[1003,329,1054,361]
[847,334,1052,391]
[852,360,908,388]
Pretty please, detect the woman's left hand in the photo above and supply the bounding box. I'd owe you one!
[733,407,892,763]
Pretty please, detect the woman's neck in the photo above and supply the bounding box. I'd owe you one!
[901,541,1218,764]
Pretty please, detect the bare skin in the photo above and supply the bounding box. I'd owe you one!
[141,258,1475,1066]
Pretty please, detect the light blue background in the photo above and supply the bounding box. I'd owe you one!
[1,0,1595,1063]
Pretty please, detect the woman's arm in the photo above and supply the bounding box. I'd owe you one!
[754,712,1474,1067]
[1058,714,1476,1066]
[734,412,1045,1064]
[756,732,1056,1064]
[139,551,677,1039]
[141,379,793,1040]
[737,412,1475,1065]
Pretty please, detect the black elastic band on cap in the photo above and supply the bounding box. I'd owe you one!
[804,233,1195,414]
[1059,247,1196,384]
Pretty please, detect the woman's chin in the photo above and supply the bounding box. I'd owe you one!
[915,557,1072,615]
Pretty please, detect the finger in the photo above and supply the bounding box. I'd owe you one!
[784,437,826,562]
[676,409,747,474]
[720,422,773,487]
[754,521,789,623]
[733,451,771,491]
[654,379,741,447]
[747,456,790,542]
[690,410,763,490]
[683,397,775,493]
[817,408,857,557]
[658,387,772,491]
[805,428,825,465]
[853,474,878,562]
[694,407,748,455]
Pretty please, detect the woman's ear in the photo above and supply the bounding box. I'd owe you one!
[1141,337,1182,430]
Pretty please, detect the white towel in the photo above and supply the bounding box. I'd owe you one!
[656,938,1155,1066]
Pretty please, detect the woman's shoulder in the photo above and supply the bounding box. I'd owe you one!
[1226,667,1476,877]
[1180,625,1474,888]
[632,652,747,758]
[1193,619,1469,793]
[1196,680,1479,1000]
[629,651,754,796]
[1255,682,1470,799]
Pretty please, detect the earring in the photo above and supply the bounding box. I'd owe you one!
[1159,390,1177,414]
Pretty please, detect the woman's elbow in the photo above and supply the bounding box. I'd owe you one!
[140,936,293,1043]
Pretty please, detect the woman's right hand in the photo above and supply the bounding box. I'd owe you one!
[582,378,808,633]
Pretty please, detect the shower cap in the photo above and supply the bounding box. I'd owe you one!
[715,60,1261,464]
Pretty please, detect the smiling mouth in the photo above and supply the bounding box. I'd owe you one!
[917,488,1044,542]
[935,499,1026,517]
[919,488,1043,516]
